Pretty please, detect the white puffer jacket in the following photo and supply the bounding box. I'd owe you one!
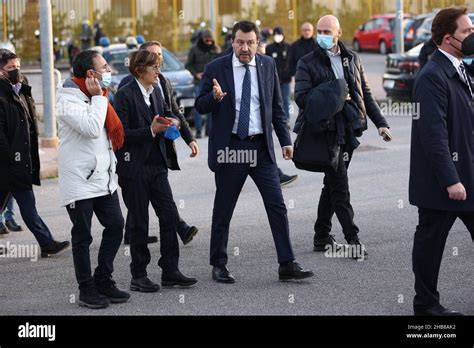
[56,79,118,207]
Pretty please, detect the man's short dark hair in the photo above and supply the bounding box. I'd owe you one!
[432,6,468,45]
[72,50,100,78]
[232,21,260,41]
[0,49,17,69]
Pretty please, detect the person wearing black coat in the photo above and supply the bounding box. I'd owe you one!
[185,30,221,138]
[0,49,69,257]
[294,15,391,257]
[418,38,437,69]
[118,42,199,247]
[266,27,292,125]
[289,22,318,76]
[410,7,474,316]
[114,50,197,292]
[118,74,196,147]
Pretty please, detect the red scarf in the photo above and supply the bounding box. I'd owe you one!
[72,77,125,151]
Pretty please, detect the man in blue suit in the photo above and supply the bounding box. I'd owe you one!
[195,21,313,283]
[410,7,474,316]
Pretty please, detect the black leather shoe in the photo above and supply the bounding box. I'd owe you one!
[130,277,160,293]
[279,261,314,281]
[212,266,235,284]
[0,222,8,236]
[124,236,158,245]
[5,219,23,232]
[162,270,197,287]
[347,239,368,260]
[97,280,130,303]
[280,173,298,186]
[41,241,70,258]
[415,303,463,316]
[314,234,343,252]
[181,226,199,245]
[78,287,110,309]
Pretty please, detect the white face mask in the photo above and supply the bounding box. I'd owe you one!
[274,34,284,43]
[94,70,112,88]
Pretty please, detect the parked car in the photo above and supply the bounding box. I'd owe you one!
[90,44,195,121]
[414,12,474,46]
[353,14,412,54]
[391,14,432,52]
[382,43,422,100]
[414,15,435,46]
[383,42,474,100]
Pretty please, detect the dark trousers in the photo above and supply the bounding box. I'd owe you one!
[210,136,295,266]
[124,212,190,243]
[66,192,124,290]
[314,146,360,242]
[413,207,474,311]
[0,190,54,247]
[119,166,180,279]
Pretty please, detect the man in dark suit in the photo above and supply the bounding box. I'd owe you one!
[114,50,197,292]
[195,21,314,283]
[118,41,199,246]
[410,6,474,316]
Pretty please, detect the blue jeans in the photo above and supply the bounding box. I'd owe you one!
[280,83,291,124]
[0,196,15,223]
[0,190,54,247]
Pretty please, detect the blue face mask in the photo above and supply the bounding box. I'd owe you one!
[164,125,181,141]
[463,57,474,66]
[316,34,335,50]
[94,71,112,88]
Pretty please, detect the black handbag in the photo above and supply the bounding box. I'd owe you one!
[292,119,340,173]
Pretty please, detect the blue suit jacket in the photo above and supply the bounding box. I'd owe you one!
[195,53,292,172]
[410,49,474,211]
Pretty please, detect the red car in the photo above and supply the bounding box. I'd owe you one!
[353,14,412,54]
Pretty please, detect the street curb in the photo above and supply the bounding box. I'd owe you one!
[38,146,59,180]
[40,166,58,180]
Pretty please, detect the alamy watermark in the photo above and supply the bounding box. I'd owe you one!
[217,147,257,167]
[18,322,56,341]
[324,244,366,262]
[0,242,38,262]
[379,100,420,120]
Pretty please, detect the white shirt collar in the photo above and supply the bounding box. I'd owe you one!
[232,53,257,68]
[438,48,463,69]
[327,47,341,57]
[135,78,154,97]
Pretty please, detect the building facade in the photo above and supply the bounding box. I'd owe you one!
[1,0,473,61]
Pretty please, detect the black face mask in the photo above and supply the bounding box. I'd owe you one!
[6,69,21,85]
[451,33,474,56]
[461,32,474,56]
